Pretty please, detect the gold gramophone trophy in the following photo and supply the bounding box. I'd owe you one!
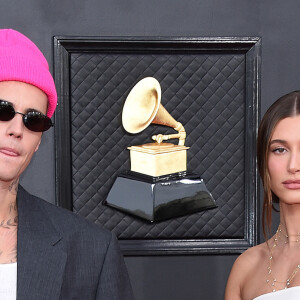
[105,77,216,222]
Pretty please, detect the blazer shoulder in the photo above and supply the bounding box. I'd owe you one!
[20,186,113,244]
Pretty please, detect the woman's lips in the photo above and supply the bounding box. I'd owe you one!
[0,147,20,157]
[283,180,300,189]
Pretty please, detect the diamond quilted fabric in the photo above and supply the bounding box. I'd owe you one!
[70,52,246,239]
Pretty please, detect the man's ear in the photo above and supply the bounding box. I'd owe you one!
[34,137,42,152]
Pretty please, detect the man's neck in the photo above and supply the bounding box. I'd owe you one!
[0,179,18,221]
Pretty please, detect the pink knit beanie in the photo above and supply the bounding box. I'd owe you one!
[0,29,57,117]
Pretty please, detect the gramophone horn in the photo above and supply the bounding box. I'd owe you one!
[122,77,161,133]
[122,76,180,130]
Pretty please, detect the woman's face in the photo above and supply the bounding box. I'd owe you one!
[268,116,300,204]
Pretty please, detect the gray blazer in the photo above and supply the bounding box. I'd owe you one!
[16,186,134,299]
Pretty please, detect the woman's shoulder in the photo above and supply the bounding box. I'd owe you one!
[225,242,269,300]
[237,242,268,268]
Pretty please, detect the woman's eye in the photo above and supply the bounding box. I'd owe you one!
[272,147,286,154]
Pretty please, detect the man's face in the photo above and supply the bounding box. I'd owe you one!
[0,81,48,183]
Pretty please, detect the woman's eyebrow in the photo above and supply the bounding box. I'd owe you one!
[270,139,287,145]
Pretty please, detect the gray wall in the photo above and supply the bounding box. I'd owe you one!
[1,1,298,299]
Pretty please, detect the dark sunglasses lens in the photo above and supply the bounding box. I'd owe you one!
[24,112,53,132]
[0,102,15,121]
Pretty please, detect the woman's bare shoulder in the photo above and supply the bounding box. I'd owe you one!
[237,242,268,268]
[225,242,269,300]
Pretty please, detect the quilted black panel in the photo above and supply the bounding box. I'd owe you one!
[70,52,245,239]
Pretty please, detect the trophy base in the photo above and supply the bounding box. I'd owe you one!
[104,171,217,222]
[128,144,189,177]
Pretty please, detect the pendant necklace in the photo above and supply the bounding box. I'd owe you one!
[266,224,300,292]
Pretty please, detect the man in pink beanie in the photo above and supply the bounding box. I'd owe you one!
[0,29,134,300]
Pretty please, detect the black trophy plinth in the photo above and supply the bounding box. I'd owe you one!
[104,170,217,222]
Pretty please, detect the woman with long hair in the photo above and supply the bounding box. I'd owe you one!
[225,91,300,299]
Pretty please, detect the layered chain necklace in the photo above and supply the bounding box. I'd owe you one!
[266,224,300,292]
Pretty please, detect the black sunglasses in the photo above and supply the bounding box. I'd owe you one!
[0,100,53,132]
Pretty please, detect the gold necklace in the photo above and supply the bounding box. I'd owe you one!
[266,224,300,292]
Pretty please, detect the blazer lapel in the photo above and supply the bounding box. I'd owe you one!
[17,186,67,300]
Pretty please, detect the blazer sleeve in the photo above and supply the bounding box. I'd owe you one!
[96,232,135,300]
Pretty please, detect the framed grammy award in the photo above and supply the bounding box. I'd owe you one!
[54,36,261,255]
[105,76,217,222]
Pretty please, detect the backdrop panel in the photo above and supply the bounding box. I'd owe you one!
[54,37,260,255]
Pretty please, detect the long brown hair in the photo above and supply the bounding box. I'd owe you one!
[257,91,300,239]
